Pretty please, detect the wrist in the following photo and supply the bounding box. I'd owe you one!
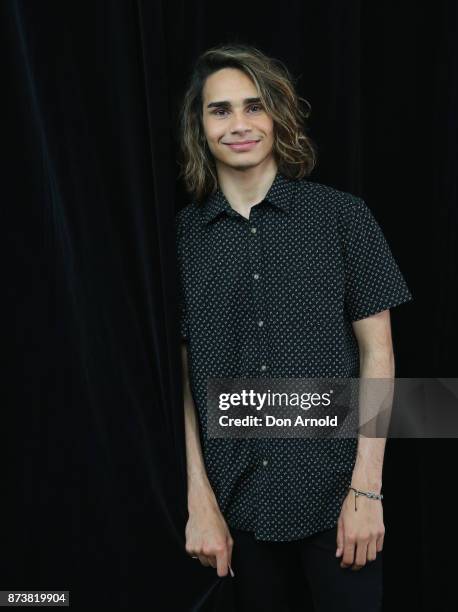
[349,479,382,495]
[351,465,382,493]
[187,482,218,513]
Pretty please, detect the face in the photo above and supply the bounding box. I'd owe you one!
[201,67,275,171]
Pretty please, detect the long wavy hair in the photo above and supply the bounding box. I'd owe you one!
[177,43,318,203]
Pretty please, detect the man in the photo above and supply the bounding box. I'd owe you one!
[175,43,412,611]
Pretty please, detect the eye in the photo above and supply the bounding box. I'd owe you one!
[211,104,263,117]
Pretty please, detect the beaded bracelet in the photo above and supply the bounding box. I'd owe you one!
[348,486,383,511]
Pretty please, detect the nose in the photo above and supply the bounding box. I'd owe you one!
[229,109,253,134]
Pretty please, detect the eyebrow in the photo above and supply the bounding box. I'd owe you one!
[206,97,262,109]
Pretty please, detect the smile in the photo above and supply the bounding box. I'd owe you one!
[224,140,260,151]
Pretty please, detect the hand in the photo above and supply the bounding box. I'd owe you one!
[335,489,385,570]
[185,498,234,577]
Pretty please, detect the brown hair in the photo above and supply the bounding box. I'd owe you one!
[177,43,318,203]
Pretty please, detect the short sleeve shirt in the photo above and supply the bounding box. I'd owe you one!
[175,170,413,542]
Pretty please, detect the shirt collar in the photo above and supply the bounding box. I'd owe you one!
[200,170,296,226]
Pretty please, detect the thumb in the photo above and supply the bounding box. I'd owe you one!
[336,517,344,557]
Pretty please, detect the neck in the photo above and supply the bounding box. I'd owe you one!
[215,158,278,215]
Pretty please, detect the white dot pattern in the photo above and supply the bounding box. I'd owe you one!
[175,171,413,542]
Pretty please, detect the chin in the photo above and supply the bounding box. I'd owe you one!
[223,152,263,165]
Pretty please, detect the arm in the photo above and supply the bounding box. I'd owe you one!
[181,342,234,577]
[351,308,395,493]
[181,342,218,508]
[336,309,393,569]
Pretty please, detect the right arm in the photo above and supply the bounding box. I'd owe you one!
[181,341,234,578]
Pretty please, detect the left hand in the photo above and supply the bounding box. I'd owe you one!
[335,488,385,570]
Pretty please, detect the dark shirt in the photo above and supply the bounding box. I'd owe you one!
[175,170,413,542]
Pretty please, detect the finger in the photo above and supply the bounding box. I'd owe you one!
[198,555,210,567]
[227,534,234,569]
[216,546,229,578]
[207,555,217,569]
[341,539,355,568]
[376,533,384,552]
[336,517,344,557]
[367,539,378,562]
[352,540,368,571]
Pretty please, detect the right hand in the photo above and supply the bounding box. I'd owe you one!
[185,500,234,577]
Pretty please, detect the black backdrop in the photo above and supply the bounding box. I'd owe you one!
[3,1,457,610]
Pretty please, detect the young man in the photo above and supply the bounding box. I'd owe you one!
[175,44,413,611]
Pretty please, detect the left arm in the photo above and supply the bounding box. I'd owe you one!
[351,308,395,492]
[336,308,394,569]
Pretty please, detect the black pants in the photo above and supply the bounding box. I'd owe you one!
[229,524,383,612]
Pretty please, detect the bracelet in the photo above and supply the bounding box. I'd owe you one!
[348,486,383,511]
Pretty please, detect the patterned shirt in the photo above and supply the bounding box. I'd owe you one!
[176,170,413,542]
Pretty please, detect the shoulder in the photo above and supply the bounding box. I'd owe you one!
[295,178,362,210]
[293,178,366,227]
[175,201,196,225]
[175,201,201,234]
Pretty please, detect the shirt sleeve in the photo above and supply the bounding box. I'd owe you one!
[175,211,189,341]
[342,196,413,322]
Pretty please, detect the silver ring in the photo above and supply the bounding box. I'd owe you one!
[191,555,199,559]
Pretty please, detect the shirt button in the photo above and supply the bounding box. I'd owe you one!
[253,273,259,280]
[258,320,264,327]
[262,459,268,466]
[260,364,267,371]
[250,227,257,234]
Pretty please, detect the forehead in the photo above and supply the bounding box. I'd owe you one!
[202,68,258,103]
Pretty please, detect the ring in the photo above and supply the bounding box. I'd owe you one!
[191,556,199,559]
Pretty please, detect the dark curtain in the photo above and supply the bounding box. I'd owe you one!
[3,1,457,610]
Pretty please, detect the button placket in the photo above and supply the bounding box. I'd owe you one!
[248,218,268,376]
[247,210,271,537]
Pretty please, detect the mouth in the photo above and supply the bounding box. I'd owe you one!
[224,140,260,152]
